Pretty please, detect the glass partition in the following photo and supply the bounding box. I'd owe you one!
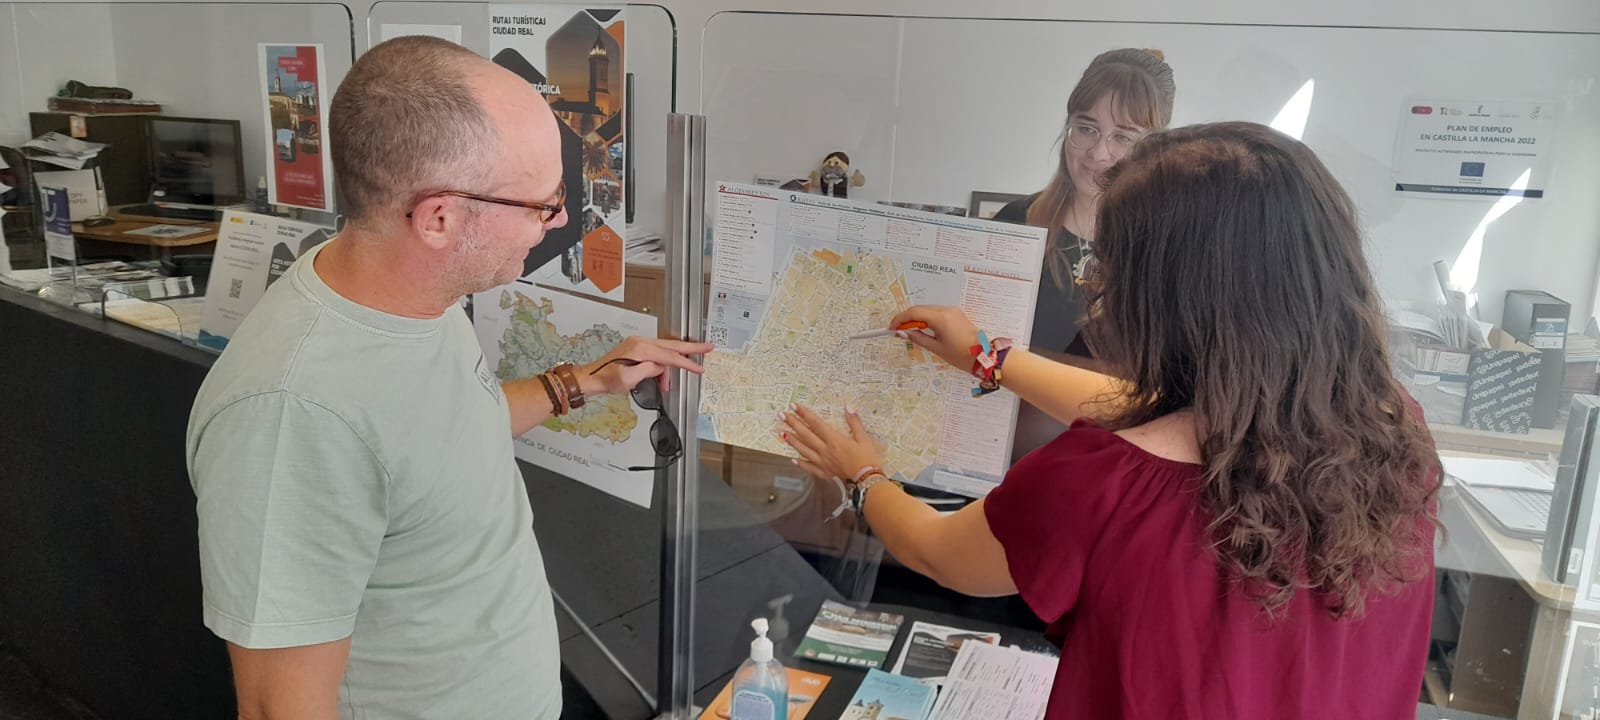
[364,4,678,717]
[687,12,1600,720]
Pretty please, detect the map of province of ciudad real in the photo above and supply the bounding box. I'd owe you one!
[492,289,636,441]
[471,282,658,508]
[700,183,1048,497]
[699,249,948,481]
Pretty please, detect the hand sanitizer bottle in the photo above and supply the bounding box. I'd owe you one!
[254,177,270,213]
[730,618,788,720]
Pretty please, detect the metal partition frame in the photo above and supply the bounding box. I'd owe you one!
[658,111,707,719]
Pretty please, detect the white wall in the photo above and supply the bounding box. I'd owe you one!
[108,3,354,193]
[701,13,1600,327]
[701,14,901,204]
[0,3,119,146]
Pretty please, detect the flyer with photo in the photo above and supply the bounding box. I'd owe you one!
[258,44,333,212]
[891,621,1002,684]
[793,600,905,670]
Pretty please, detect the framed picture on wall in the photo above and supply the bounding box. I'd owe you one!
[969,191,1026,221]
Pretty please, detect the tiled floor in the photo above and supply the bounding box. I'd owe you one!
[0,640,607,720]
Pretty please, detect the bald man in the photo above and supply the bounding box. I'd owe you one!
[185,37,711,719]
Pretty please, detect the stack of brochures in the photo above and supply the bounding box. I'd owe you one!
[624,226,664,266]
[23,132,106,170]
[925,642,1057,720]
[780,602,1058,720]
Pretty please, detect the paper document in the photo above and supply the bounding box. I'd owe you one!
[0,262,160,292]
[24,132,106,158]
[26,154,90,170]
[34,169,103,218]
[700,183,1047,497]
[1441,456,1554,492]
[928,641,1058,720]
[24,132,106,170]
[103,297,207,341]
[891,621,1002,684]
[1388,309,1446,344]
[0,267,62,291]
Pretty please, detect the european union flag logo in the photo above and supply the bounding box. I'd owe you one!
[1460,162,1486,178]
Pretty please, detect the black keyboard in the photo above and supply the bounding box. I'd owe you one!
[120,204,222,222]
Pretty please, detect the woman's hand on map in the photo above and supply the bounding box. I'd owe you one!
[779,404,884,483]
[580,336,715,396]
[889,306,981,371]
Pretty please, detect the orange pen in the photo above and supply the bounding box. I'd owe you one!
[847,320,937,340]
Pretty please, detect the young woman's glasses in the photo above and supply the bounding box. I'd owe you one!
[1066,124,1144,159]
[406,182,566,222]
[588,358,683,471]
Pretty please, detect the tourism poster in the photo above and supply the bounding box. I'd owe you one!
[258,43,333,212]
[489,5,626,301]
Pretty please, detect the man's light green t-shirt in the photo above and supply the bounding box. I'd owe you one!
[186,242,559,719]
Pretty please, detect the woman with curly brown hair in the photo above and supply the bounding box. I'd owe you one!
[780,122,1441,718]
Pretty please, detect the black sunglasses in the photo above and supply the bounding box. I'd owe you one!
[589,358,683,471]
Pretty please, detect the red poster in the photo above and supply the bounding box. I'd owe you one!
[259,44,333,212]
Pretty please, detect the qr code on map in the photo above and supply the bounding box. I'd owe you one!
[708,326,727,347]
[228,278,243,299]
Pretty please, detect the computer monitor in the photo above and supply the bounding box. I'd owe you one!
[1543,394,1600,582]
[146,116,245,207]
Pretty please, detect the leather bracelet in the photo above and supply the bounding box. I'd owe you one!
[537,373,564,416]
[546,370,570,415]
[853,472,897,516]
[552,363,585,410]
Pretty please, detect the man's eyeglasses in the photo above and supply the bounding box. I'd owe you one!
[589,358,683,472]
[406,182,566,222]
[1066,123,1144,159]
